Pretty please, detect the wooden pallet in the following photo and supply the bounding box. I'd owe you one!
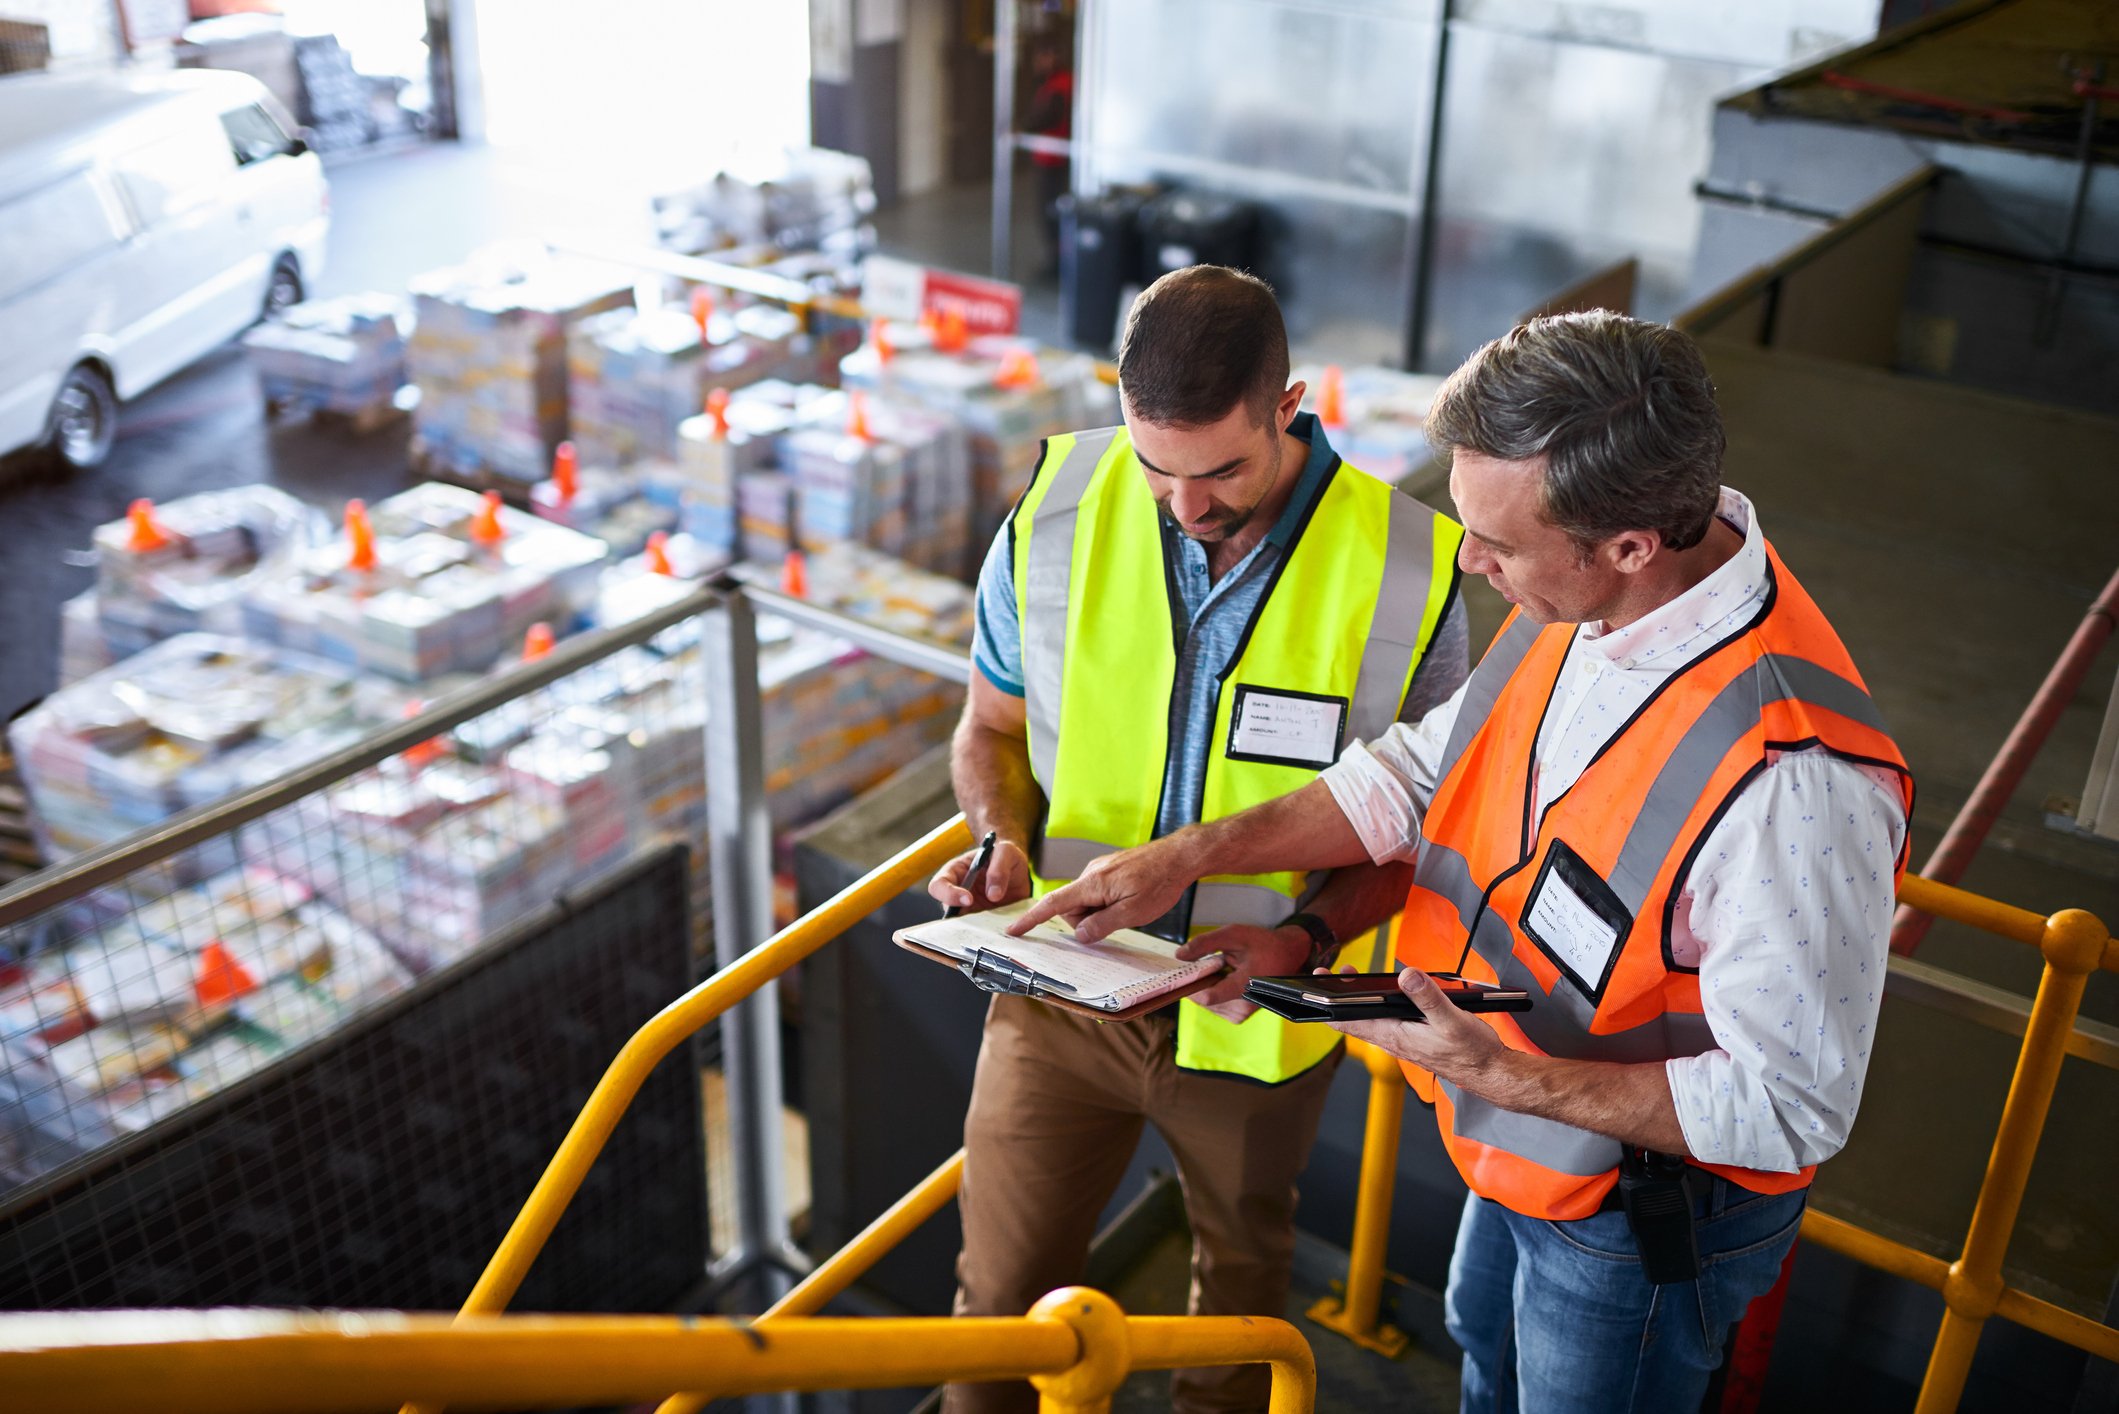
[0,746,44,888]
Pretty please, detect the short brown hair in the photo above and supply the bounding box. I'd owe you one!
[1117,266,1289,428]
[1426,312,1725,553]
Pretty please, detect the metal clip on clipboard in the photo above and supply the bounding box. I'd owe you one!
[959,948,1076,999]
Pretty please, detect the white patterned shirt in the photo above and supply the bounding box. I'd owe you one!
[1320,488,1907,1173]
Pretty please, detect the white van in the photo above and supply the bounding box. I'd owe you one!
[0,68,329,470]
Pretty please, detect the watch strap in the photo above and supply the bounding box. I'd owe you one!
[1278,911,1339,973]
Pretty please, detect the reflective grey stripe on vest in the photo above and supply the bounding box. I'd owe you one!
[1345,494,1443,748]
[1435,613,1541,784]
[1604,653,1890,915]
[1415,838,1714,1061]
[1194,879,1317,929]
[1413,650,1888,1065]
[1439,1078,1622,1177]
[1019,428,1120,791]
[1039,835,1115,880]
[1040,836,1313,931]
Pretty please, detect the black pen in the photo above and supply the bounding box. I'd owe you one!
[945,830,999,919]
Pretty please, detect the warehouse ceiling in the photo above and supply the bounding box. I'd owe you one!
[1731,0,2119,159]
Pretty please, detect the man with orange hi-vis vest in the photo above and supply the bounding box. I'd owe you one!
[1012,312,1913,1413]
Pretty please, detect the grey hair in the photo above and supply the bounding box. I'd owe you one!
[1425,312,1726,554]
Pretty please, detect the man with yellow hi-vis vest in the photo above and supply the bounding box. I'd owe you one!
[1014,312,1914,1413]
[926,265,1467,1414]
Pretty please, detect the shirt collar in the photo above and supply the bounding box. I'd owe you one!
[1577,487,1768,671]
[1265,411,1339,550]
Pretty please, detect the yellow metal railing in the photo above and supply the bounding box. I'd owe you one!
[446,813,971,1330]
[0,1288,1315,1414]
[1310,872,2118,1412]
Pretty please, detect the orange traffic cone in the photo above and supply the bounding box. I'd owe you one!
[706,386,731,439]
[846,389,875,442]
[995,347,1042,390]
[781,549,809,599]
[400,698,445,770]
[345,498,378,573]
[125,498,170,553]
[551,440,579,504]
[644,530,674,576]
[522,622,555,660]
[871,318,896,365]
[1318,364,1347,429]
[470,489,506,546]
[690,285,716,338]
[195,939,259,1007]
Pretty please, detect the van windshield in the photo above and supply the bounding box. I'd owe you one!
[221,104,294,166]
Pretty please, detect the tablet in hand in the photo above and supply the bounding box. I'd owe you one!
[1242,971,1531,1023]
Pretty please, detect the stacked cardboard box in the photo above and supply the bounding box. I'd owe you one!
[242,295,409,417]
[840,330,1113,563]
[240,484,608,683]
[59,487,324,684]
[405,251,634,484]
[567,305,811,469]
[1292,364,1449,487]
[8,635,388,889]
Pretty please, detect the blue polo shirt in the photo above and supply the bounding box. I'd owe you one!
[971,412,1468,846]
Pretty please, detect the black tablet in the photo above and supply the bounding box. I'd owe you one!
[1243,971,1532,1023]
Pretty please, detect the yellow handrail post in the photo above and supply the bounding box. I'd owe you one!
[1913,907,2111,1414]
[1029,1288,1130,1414]
[1306,1036,1412,1357]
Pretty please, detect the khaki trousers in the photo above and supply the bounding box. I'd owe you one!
[944,994,1343,1414]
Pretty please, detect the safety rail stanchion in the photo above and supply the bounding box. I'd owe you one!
[654,1149,969,1414]
[0,1296,1317,1414]
[1305,1036,1411,1356]
[701,588,794,1291]
[398,814,971,1414]
[1309,871,2119,1414]
[1913,903,2113,1414]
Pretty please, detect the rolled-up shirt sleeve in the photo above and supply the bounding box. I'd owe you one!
[1319,679,1465,865]
[1665,750,1909,1172]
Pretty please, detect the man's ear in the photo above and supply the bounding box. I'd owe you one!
[1607,529,1661,574]
[1277,381,1307,432]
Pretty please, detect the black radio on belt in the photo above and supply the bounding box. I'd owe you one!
[1618,1148,1701,1285]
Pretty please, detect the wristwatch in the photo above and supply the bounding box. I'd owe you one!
[1278,911,1340,974]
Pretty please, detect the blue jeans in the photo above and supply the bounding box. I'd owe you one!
[1444,1177,1806,1414]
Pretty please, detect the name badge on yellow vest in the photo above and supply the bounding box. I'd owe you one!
[1225,685,1347,771]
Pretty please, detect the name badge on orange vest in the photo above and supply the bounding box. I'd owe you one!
[1225,685,1347,771]
[1521,840,1634,1000]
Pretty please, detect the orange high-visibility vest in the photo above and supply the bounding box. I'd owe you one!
[1396,540,1912,1221]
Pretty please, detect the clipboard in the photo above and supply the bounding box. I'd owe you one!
[893,908,1226,1022]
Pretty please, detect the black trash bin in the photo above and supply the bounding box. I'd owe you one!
[1059,188,1148,353]
[1136,191,1262,279]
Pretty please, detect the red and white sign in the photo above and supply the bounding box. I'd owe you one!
[862,255,1021,336]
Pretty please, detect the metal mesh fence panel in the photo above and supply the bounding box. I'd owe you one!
[0,612,725,1311]
[0,842,706,1312]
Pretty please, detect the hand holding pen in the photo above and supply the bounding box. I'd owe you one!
[929,830,1034,916]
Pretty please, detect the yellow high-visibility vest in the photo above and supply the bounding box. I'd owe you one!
[1010,424,1464,1083]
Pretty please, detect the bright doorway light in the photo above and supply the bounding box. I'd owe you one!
[476,0,811,192]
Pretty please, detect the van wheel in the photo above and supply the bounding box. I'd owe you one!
[44,364,118,472]
[264,255,303,319]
